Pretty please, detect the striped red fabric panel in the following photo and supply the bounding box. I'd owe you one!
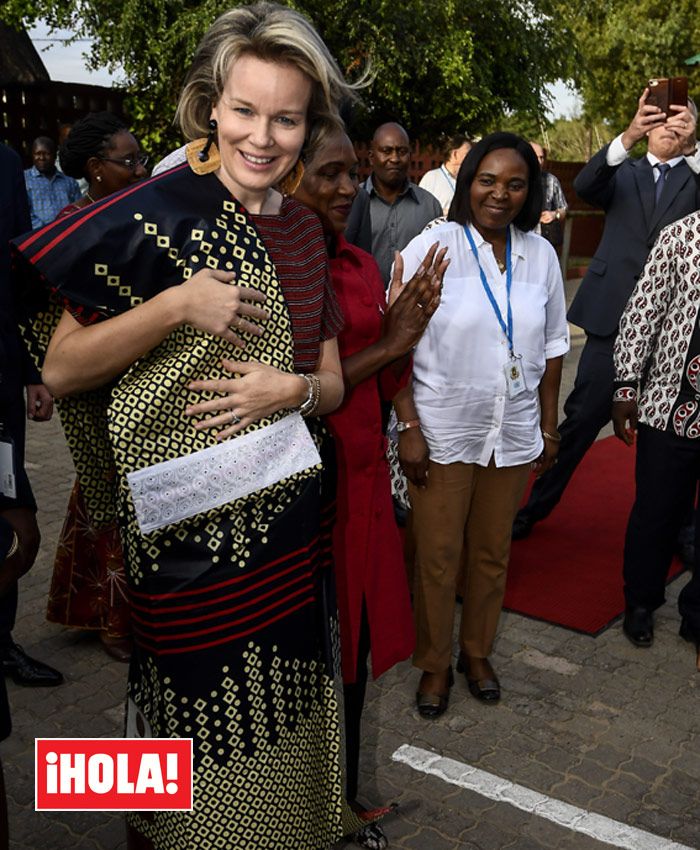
[130,537,321,656]
[256,199,344,372]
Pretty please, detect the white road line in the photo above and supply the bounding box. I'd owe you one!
[392,744,694,850]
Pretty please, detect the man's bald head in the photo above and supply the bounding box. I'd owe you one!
[372,122,410,148]
[369,122,411,192]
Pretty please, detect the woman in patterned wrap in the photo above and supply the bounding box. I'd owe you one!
[15,4,370,848]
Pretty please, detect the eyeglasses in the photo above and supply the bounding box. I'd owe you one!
[99,154,149,170]
[375,146,410,157]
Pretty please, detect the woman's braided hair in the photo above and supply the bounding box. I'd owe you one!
[59,112,128,180]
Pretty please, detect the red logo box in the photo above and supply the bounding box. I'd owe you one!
[35,738,193,811]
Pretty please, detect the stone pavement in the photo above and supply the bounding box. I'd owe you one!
[3,303,700,850]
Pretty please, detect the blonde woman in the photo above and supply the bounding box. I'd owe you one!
[16,4,371,848]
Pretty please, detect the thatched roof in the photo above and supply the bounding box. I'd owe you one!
[0,23,50,84]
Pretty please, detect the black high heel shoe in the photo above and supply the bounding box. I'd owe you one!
[679,619,700,671]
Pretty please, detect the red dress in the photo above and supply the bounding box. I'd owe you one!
[326,235,414,683]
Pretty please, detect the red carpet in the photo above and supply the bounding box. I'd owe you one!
[504,435,686,635]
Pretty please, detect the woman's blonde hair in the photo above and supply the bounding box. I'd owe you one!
[176,2,363,158]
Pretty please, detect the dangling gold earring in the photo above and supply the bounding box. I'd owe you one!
[279,158,305,196]
[186,118,220,175]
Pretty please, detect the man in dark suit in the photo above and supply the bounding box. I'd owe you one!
[512,90,700,555]
[0,142,62,687]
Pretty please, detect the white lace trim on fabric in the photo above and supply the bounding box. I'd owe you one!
[126,413,321,534]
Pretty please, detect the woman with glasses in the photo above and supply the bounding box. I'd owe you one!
[14,5,374,849]
[57,112,148,213]
[45,112,148,663]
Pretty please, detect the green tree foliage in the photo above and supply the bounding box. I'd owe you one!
[554,0,700,132]
[499,112,616,161]
[1,0,571,157]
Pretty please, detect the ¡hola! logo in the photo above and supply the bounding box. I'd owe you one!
[35,739,193,811]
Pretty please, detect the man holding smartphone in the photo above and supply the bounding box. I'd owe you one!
[512,85,700,644]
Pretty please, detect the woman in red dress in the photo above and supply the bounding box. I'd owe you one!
[294,128,447,848]
[48,113,148,661]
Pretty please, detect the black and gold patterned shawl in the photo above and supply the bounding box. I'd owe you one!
[12,162,308,560]
[13,164,366,848]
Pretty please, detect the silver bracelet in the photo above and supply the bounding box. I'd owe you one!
[297,373,321,417]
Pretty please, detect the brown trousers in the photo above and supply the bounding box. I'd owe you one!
[409,458,530,671]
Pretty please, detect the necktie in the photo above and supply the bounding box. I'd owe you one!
[654,162,671,205]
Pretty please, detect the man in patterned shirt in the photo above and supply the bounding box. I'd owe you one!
[612,212,700,668]
[24,136,81,229]
[530,141,567,249]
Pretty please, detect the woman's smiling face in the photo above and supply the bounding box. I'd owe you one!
[294,131,359,235]
[469,148,529,239]
[211,54,311,211]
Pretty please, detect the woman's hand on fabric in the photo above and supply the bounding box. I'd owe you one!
[398,427,430,488]
[612,400,638,446]
[185,359,306,439]
[179,269,270,347]
[387,242,449,309]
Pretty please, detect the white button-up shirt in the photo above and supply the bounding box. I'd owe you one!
[400,221,570,467]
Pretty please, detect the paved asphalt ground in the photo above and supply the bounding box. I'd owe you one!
[2,281,699,850]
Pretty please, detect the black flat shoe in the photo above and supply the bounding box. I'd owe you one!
[623,605,653,647]
[416,667,454,718]
[1,643,63,686]
[457,652,500,702]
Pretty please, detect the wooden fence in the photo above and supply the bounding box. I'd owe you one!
[1,80,126,163]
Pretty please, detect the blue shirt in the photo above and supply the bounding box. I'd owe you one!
[24,166,81,229]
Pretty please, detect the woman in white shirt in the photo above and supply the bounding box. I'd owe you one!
[418,134,472,215]
[395,132,569,717]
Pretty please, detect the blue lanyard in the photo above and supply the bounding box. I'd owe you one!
[463,225,514,356]
[441,165,456,191]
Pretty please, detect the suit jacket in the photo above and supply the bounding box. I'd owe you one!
[568,144,700,337]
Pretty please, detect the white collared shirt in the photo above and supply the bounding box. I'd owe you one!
[399,221,570,467]
[419,166,456,215]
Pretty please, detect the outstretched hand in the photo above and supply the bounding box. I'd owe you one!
[382,243,448,357]
[387,242,449,309]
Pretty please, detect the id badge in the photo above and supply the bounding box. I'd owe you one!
[0,438,17,500]
[504,355,527,399]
